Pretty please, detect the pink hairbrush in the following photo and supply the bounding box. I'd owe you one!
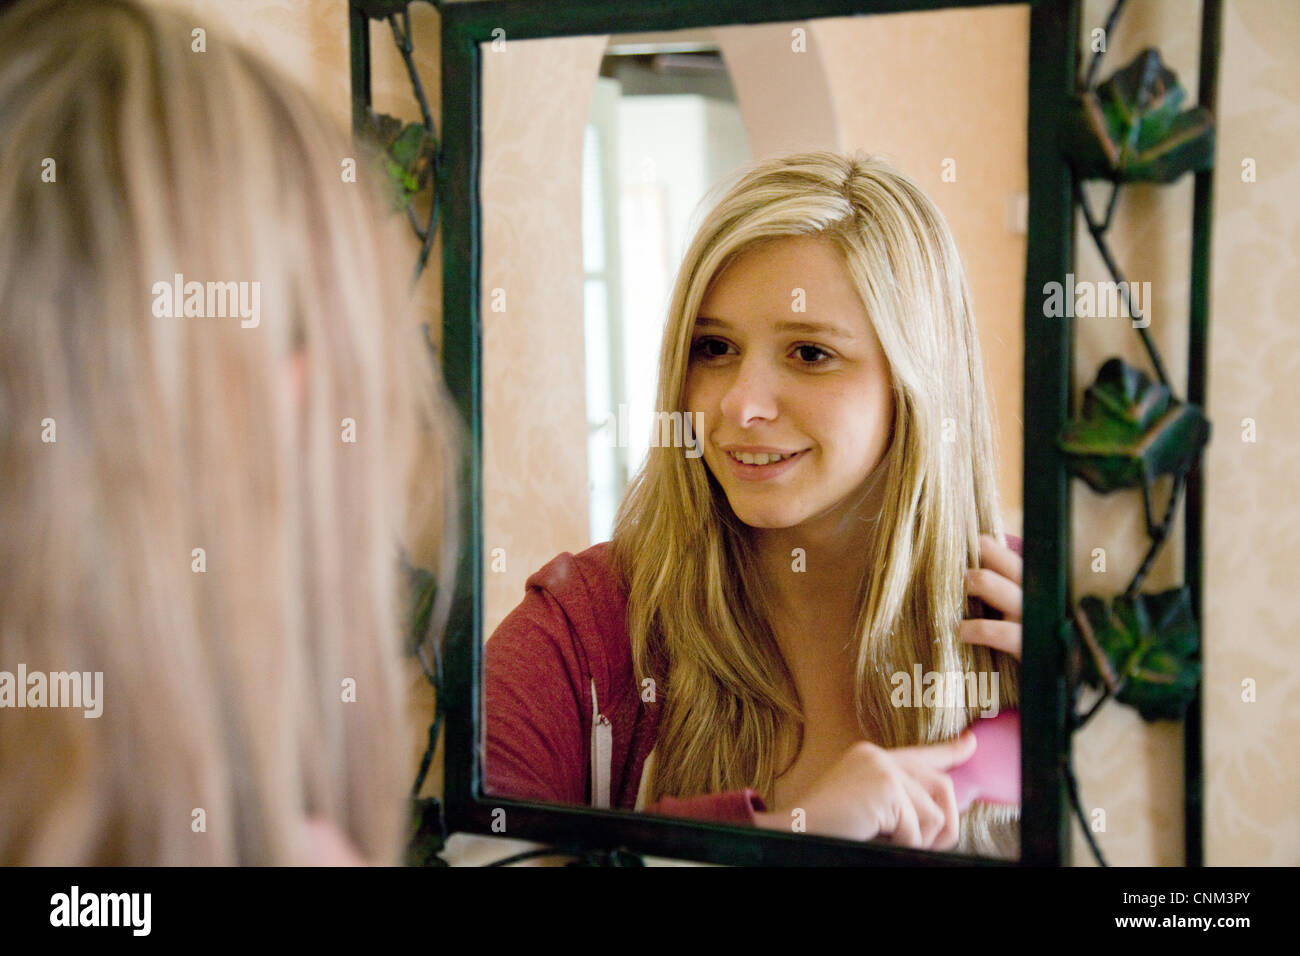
[947,709,1019,812]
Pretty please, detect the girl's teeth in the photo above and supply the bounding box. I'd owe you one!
[730,451,796,466]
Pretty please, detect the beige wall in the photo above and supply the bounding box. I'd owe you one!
[164,0,1299,866]
[1067,0,1300,866]
[1200,0,1300,867]
[715,22,841,155]
[481,36,609,640]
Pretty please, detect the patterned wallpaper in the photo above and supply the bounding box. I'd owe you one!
[1198,0,1300,864]
[1062,0,1299,867]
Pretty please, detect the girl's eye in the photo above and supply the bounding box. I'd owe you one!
[793,344,833,364]
[691,337,733,360]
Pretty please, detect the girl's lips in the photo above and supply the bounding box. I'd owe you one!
[722,448,807,482]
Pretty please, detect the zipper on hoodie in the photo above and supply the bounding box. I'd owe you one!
[589,678,612,809]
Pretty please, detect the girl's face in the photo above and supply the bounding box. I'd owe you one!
[684,235,895,534]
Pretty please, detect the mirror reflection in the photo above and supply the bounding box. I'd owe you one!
[479,7,1028,859]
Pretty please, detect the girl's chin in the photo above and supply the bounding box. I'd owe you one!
[728,506,808,530]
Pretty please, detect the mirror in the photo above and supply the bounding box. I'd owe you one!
[477,5,1030,860]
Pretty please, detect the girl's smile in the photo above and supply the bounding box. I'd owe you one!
[723,446,809,480]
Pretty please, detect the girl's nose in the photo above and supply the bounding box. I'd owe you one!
[718,356,779,427]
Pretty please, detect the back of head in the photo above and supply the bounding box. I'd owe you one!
[0,0,454,863]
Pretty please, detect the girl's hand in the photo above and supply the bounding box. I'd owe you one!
[961,533,1023,661]
[756,732,977,849]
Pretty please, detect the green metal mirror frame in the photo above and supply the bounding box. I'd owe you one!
[449,0,1074,866]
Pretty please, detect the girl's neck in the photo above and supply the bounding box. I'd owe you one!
[750,469,888,637]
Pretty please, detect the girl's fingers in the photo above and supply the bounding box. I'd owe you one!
[896,772,947,849]
[925,769,963,850]
[965,566,1022,621]
[977,533,1023,586]
[910,767,961,851]
[897,729,977,772]
[959,618,1022,661]
[880,780,923,848]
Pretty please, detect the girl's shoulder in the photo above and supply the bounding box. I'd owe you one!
[523,541,626,600]
[493,541,633,696]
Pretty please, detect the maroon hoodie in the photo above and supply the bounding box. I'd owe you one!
[483,536,1022,825]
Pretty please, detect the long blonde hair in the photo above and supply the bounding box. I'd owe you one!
[611,151,1018,854]
[0,0,457,864]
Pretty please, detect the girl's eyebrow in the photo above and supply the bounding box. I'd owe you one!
[694,315,859,340]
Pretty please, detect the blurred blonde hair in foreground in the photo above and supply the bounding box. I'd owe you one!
[0,0,459,863]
